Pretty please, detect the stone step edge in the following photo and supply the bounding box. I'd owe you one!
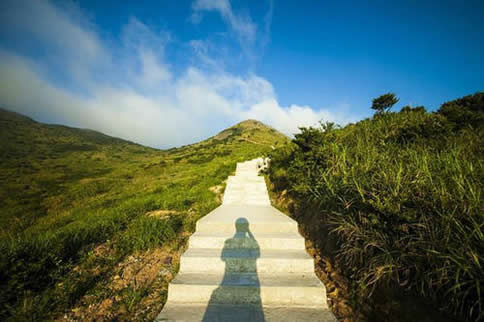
[170,272,323,287]
[155,303,337,322]
[181,248,313,259]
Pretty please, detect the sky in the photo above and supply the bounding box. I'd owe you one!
[0,0,483,149]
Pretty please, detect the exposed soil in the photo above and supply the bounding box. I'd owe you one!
[146,209,179,218]
[268,188,361,321]
[209,183,225,203]
[58,241,187,321]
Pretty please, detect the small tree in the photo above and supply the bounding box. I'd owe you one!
[371,92,399,113]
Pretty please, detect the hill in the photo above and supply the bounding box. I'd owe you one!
[0,109,288,321]
[266,93,483,321]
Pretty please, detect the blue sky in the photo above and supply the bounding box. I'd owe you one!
[0,0,482,148]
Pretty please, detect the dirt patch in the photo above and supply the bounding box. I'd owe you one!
[92,243,115,257]
[213,129,232,140]
[209,183,225,203]
[146,209,178,218]
[268,187,362,321]
[305,239,364,321]
[59,247,181,321]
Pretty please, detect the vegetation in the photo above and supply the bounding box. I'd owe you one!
[371,92,399,113]
[2,91,482,321]
[0,111,288,320]
[266,93,483,321]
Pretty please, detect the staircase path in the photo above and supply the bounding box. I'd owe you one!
[156,158,336,321]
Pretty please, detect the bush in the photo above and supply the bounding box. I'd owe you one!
[438,92,484,130]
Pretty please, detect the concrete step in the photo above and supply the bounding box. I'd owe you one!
[222,192,269,197]
[235,171,262,176]
[179,248,315,273]
[223,187,268,194]
[195,223,294,234]
[196,205,297,234]
[224,187,267,192]
[234,174,263,178]
[223,192,267,196]
[223,188,267,192]
[224,186,264,190]
[226,180,266,186]
[189,231,305,250]
[156,304,336,322]
[222,194,269,199]
[166,273,327,306]
[222,199,270,206]
[223,189,268,194]
[227,175,265,181]
[223,194,269,200]
[223,190,268,195]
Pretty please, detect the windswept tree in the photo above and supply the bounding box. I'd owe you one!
[371,92,399,113]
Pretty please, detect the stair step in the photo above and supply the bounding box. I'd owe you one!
[156,304,336,322]
[171,272,322,287]
[222,196,269,200]
[196,205,298,234]
[227,176,265,181]
[226,181,266,185]
[222,197,270,201]
[166,273,327,306]
[179,248,314,273]
[224,189,267,193]
[222,200,271,206]
[189,231,305,250]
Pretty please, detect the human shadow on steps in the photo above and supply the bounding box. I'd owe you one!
[202,217,265,322]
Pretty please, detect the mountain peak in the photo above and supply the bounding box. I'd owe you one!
[233,119,266,128]
[210,119,287,145]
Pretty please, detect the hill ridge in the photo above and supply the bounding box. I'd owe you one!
[0,107,288,151]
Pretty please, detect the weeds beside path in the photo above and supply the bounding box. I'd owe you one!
[265,93,483,321]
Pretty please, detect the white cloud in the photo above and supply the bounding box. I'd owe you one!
[242,99,351,136]
[0,0,356,148]
[192,0,256,46]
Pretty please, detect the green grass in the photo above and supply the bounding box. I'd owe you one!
[0,111,288,320]
[266,93,483,321]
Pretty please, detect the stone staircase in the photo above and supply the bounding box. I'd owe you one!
[156,159,335,321]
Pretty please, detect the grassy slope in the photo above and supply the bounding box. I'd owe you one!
[266,93,483,321]
[0,110,288,320]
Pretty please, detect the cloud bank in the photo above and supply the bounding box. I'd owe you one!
[0,0,356,148]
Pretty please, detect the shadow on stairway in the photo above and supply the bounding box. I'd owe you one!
[202,217,265,322]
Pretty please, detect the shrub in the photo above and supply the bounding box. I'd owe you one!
[438,92,484,130]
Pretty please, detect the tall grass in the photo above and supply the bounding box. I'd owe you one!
[267,97,483,321]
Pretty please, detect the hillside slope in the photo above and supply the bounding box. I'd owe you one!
[0,109,288,321]
[266,93,483,321]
